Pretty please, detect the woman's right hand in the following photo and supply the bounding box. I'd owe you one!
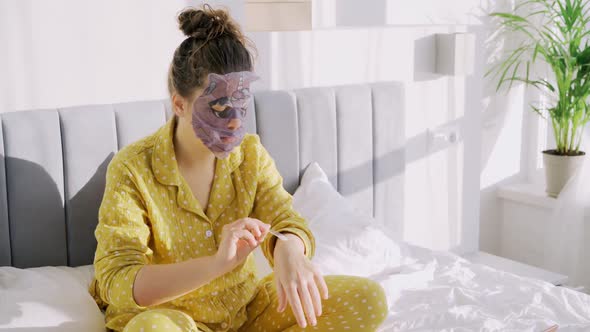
[214,218,270,272]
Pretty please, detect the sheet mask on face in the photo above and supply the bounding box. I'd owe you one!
[191,71,259,159]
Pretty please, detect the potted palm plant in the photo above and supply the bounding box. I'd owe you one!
[488,0,590,197]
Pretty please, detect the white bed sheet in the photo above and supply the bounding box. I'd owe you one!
[374,244,590,332]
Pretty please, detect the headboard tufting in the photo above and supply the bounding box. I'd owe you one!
[0,81,405,268]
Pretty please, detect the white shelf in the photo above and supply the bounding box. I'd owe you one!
[497,182,590,216]
[497,182,556,209]
[463,251,569,286]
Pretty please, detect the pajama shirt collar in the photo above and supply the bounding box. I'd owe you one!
[151,116,244,222]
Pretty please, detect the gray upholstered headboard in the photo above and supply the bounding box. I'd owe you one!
[0,82,405,268]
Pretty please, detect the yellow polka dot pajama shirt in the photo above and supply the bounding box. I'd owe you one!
[89,117,388,331]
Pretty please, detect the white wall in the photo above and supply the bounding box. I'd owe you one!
[0,0,496,253]
[0,0,189,111]
[477,0,553,255]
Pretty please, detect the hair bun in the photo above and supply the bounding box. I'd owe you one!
[178,5,240,41]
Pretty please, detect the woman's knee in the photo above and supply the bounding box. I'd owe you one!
[123,309,199,332]
[355,278,388,318]
[325,276,388,326]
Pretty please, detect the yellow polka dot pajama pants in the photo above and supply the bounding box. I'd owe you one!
[123,275,388,332]
[124,309,197,332]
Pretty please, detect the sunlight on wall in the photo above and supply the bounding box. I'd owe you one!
[480,85,525,189]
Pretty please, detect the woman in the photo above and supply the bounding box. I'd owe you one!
[90,5,387,332]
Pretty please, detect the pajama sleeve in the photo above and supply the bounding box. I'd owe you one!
[250,137,315,267]
[93,160,151,310]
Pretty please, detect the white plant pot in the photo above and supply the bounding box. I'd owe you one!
[542,150,586,198]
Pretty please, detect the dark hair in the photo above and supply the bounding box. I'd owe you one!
[168,5,255,98]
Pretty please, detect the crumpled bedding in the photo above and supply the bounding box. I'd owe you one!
[374,245,590,332]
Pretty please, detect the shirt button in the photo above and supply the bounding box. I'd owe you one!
[221,322,228,329]
[205,230,213,238]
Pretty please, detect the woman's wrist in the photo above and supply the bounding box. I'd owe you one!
[274,233,305,257]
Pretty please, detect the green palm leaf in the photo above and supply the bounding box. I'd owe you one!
[489,0,590,155]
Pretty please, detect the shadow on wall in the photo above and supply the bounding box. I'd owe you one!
[336,146,405,197]
[2,154,113,269]
[413,34,444,82]
[333,114,466,247]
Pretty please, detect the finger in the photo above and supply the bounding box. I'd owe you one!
[299,280,317,326]
[232,229,258,248]
[246,219,271,242]
[245,217,269,230]
[308,279,323,317]
[276,280,287,312]
[235,218,266,242]
[249,218,271,239]
[259,220,270,231]
[314,270,329,300]
[286,283,307,328]
[258,223,270,238]
[241,218,262,238]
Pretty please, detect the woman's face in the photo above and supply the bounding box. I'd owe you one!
[181,71,259,158]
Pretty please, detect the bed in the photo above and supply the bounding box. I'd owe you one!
[0,81,589,331]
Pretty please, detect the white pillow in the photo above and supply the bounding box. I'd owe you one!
[292,162,404,277]
[252,162,345,277]
[0,265,105,332]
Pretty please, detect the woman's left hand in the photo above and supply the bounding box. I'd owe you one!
[273,233,329,328]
